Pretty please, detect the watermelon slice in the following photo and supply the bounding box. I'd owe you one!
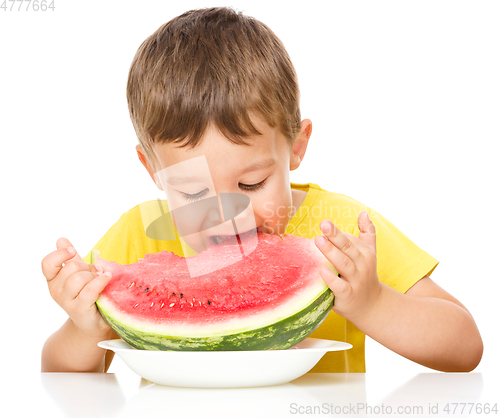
[93,232,336,351]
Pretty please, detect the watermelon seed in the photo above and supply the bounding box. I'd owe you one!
[190,302,193,307]
[134,303,139,308]
[160,303,165,308]
[180,293,184,298]
[169,303,175,307]
[172,292,176,297]
[208,300,211,305]
[144,287,149,293]
[150,302,154,307]
[128,282,135,289]
[198,301,202,306]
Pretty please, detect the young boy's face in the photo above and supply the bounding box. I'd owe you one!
[138,114,311,253]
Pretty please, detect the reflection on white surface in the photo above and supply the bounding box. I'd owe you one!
[380,372,484,405]
[120,374,367,418]
[376,373,484,418]
[41,373,126,417]
[4,370,490,418]
[33,371,489,418]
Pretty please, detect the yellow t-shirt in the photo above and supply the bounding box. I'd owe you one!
[83,182,439,373]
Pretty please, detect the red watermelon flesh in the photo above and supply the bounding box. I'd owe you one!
[94,232,336,350]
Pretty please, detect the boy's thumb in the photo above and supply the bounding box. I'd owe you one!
[358,211,377,252]
[56,237,83,261]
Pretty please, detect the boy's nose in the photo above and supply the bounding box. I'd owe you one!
[208,207,222,223]
[219,193,251,223]
[171,193,253,237]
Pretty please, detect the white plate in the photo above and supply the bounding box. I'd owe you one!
[98,338,352,388]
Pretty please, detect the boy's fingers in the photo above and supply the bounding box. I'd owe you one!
[56,237,84,263]
[62,270,101,301]
[46,260,101,303]
[42,246,81,281]
[357,211,376,252]
[315,235,356,279]
[318,219,363,265]
[76,272,113,308]
[320,266,350,298]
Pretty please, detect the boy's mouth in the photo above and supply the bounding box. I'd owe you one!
[209,226,262,246]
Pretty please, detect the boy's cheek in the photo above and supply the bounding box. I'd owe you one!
[261,217,288,235]
[170,196,220,237]
[257,199,295,235]
[179,232,207,254]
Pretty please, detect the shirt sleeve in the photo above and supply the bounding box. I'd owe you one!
[367,207,439,294]
[368,208,439,293]
[82,211,138,265]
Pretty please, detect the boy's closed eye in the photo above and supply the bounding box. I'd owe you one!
[179,178,268,202]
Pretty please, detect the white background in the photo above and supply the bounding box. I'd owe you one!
[1,0,498,390]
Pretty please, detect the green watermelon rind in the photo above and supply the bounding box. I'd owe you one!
[90,249,98,265]
[98,287,334,351]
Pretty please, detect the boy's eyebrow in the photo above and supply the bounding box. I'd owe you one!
[166,175,206,185]
[239,157,276,175]
[165,158,276,185]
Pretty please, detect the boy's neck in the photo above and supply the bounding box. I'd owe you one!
[290,189,308,219]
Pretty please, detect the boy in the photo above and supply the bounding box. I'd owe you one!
[41,7,482,373]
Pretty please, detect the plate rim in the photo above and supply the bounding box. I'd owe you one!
[97,337,353,353]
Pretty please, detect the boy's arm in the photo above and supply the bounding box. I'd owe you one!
[42,318,117,372]
[351,276,482,372]
[315,211,483,372]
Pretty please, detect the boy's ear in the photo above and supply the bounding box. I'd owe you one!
[136,144,164,191]
[290,119,312,171]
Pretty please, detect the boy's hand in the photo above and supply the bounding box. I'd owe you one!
[315,211,382,322]
[41,237,113,335]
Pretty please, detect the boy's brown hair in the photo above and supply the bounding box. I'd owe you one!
[126,6,301,167]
